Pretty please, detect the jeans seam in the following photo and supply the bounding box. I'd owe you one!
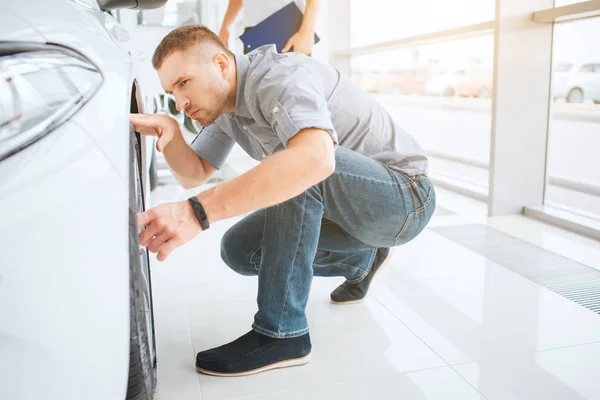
[395,186,435,243]
[313,262,365,280]
[382,164,421,188]
[399,180,419,188]
[415,185,435,213]
[277,191,306,334]
[249,245,262,271]
[333,170,397,185]
[252,323,309,338]
[313,262,362,271]
[346,249,377,284]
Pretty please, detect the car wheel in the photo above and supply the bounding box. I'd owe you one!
[148,149,159,191]
[183,114,197,135]
[126,126,157,400]
[566,87,584,103]
[443,87,455,97]
[477,87,490,98]
[167,96,180,117]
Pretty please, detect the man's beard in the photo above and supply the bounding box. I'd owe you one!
[197,85,234,127]
[198,109,221,127]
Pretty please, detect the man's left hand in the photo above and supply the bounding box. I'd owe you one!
[138,200,203,261]
[281,29,315,55]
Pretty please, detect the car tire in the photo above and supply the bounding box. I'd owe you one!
[167,96,180,117]
[126,127,157,400]
[566,87,584,103]
[148,149,158,191]
[183,114,198,135]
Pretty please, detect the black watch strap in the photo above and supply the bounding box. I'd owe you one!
[188,196,210,231]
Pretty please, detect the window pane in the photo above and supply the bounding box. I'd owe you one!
[351,35,495,191]
[554,63,573,72]
[546,17,600,218]
[350,0,495,47]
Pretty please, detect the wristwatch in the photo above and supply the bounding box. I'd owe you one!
[188,196,210,231]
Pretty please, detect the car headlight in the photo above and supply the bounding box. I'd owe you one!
[0,44,103,161]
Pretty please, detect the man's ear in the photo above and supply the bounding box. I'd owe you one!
[213,52,230,77]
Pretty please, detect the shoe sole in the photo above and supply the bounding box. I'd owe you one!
[330,249,394,305]
[196,353,311,377]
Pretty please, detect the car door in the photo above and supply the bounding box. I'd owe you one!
[578,64,596,98]
[590,64,600,99]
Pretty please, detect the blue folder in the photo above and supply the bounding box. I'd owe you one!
[239,2,320,53]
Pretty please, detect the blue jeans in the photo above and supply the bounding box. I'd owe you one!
[220,147,436,338]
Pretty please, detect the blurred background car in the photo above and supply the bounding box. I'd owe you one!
[456,67,493,98]
[390,67,433,95]
[424,68,471,97]
[357,70,380,93]
[0,0,167,399]
[552,61,600,103]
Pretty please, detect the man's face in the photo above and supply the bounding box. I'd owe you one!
[158,47,232,127]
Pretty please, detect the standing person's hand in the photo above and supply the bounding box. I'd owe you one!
[138,200,204,261]
[219,27,230,48]
[281,29,315,55]
[130,113,180,153]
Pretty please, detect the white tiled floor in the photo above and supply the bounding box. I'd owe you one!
[149,184,600,400]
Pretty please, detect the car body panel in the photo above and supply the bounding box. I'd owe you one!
[0,0,147,398]
[2,9,46,43]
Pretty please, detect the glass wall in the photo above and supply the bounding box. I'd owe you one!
[350,34,495,191]
[545,16,600,219]
[350,0,495,47]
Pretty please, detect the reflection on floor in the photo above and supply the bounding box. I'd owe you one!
[149,181,600,400]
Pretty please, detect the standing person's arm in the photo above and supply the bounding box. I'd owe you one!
[219,0,243,48]
[281,0,321,55]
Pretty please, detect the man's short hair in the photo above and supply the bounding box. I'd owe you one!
[152,24,233,70]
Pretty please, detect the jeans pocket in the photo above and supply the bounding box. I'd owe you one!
[393,185,435,246]
[250,245,262,272]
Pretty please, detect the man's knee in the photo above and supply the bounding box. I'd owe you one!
[220,227,259,276]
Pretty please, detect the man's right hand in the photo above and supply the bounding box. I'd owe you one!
[130,113,180,153]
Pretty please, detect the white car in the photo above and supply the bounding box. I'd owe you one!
[552,62,600,103]
[424,69,471,97]
[0,0,166,399]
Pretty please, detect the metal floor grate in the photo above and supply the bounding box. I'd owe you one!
[432,224,600,315]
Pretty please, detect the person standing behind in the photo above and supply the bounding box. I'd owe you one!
[219,0,320,55]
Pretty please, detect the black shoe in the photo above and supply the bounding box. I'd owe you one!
[330,248,391,304]
[195,330,312,377]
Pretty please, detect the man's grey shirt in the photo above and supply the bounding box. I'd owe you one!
[191,45,428,176]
